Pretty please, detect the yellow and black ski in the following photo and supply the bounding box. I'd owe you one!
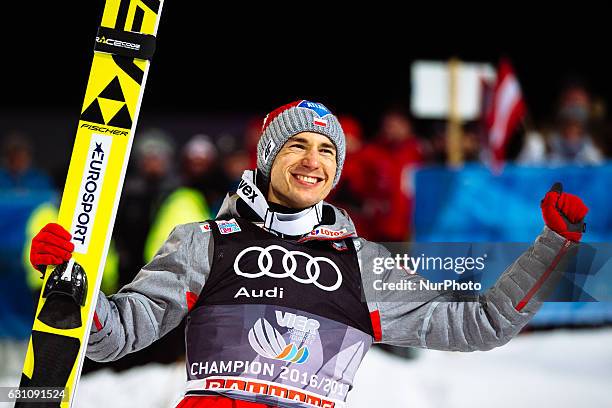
[18,1,164,407]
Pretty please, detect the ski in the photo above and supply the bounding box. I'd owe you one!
[17,1,164,407]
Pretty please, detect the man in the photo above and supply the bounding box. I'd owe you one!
[30,100,588,408]
[0,133,53,191]
[354,107,424,241]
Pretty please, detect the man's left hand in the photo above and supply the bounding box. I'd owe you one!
[541,182,588,242]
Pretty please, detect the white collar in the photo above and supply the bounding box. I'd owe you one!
[236,170,323,236]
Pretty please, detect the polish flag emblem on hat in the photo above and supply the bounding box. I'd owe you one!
[313,117,328,127]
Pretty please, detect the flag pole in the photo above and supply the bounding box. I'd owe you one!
[447,57,464,167]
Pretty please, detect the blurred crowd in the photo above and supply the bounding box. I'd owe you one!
[3,80,609,244]
[2,80,611,369]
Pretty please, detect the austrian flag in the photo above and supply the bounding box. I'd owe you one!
[485,59,527,164]
[313,117,328,127]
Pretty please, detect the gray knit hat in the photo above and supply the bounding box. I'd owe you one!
[256,100,346,187]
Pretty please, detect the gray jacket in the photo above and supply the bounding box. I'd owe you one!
[88,194,575,361]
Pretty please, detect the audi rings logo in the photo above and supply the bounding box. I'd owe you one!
[234,245,343,292]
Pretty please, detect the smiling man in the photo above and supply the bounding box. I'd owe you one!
[30,100,588,408]
[267,132,337,209]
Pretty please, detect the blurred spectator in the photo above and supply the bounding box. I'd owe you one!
[357,107,424,241]
[461,122,484,163]
[214,131,252,192]
[114,129,178,288]
[180,134,230,214]
[117,135,227,372]
[0,133,53,191]
[98,129,185,373]
[422,122,485,164]
[327,116,372,237]
[421,121,448,163]
[518,82,604,165]
[516,129,547,164]
[549,84,604,164]
[244,117,264,169]
[222,149,251,191]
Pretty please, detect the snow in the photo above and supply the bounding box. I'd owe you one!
[349,329,612,408]
[2,329,611,408]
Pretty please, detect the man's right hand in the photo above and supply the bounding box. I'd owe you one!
[30,223,75,274]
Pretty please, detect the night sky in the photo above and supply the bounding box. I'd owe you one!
[2,3,609,135]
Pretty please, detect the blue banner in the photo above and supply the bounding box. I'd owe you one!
[414,163,612,326]
[415,163,612,242]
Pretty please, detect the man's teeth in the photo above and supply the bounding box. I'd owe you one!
[295,175,319,184]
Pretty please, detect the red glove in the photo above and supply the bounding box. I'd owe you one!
[30,223,75,273]
[541,182,588,242]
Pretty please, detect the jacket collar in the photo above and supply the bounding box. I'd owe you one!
[217,170,357,240]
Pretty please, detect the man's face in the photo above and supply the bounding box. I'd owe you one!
[268,132,337,209]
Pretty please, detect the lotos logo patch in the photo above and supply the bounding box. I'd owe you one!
[216,219,241,235]
[311,227,348,238]
[298,100,332,118]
